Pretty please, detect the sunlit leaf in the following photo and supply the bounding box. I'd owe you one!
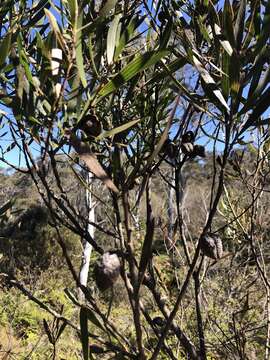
[234,0,246,50]
[67,0,77,26]
[98,50,169,98]
[0,33,11,67]
[114,15,145,60]
[97,118,141,140]
[44,9,66,51]
[192,53,229,112]
[107,14,121,65]
[75,13,87,88]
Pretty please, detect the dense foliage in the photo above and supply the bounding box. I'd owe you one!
[0,0,270,359]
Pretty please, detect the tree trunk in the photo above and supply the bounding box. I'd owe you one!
[78,171,95,302]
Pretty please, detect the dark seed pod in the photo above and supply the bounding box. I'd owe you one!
[152,316,166,328]
[190,145,206,159]
[162,139,178,159]
[90,345,105,354]
[158,11,168,24]
[79,114,101,138]
[200,233,223,260]
[182,131,195,144]
[181,142,194,155]
[93,252,121,291]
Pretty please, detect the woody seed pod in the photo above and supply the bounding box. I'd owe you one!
[93,252,121,291]
[79,114,102,138]
[181,142,194,155]
[200,233,223,260]
[190,145,206,159]
[182,131,195,144]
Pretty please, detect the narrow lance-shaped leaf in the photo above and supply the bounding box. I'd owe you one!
[221,51,230,99]
[192,53,230,113]
[44,9,66,51]
[83,307,106,332]
[80,307,89,360]
[75,12,87,88]
[96,118,141,140]
[197,16,212,44]
[97,50,169,99]
[67,0,77,26]
[234,0,246,49]
[138,186,155,287]
[0,33,11,67]
[223,0,236,48]
[248,45,268,99]
[253,1,270,56]
[114,15,145,60]
[214,24,233,56]
[147,57,187,85]
[107,14,121,65]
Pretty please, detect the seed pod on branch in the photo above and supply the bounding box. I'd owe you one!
[65,129,119,193]
[181,131,195,144]
[181,142,194,155]
[79,114,102,138]
[190,145,206,159]
[200,233,223,260]
[161,139,178,159]
[93,252,121,291]
[181,131,195,155]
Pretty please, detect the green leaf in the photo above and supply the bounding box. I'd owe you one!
[75,13,87,88]
[80,307,89,360]
[88,34,99,78]
[107,14,122,65]
[36,31,50,59]
[229,52,240,97]
[44,9,66,51]
[254,1,270,56]
[0,33,11,67]
[64,288,81,306]
[214,24,233,56]
[197,16,211,44]
[159,20,172,49]
[114,15,145,60]
[67,0,77,26]
[19,51,34,85]
[83,307,105,332]
[238,87,270,133]
[221,51,230,99]
[147,57,187,85]
[99,0,117,17]
[192,53,229,112]
[223,0,236,48]
[97,118,141,140]
[97,50,169,99]
[234,0,246,50]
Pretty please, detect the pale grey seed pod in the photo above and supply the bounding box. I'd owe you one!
[93,252,121,291]
[200,233,223,260]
